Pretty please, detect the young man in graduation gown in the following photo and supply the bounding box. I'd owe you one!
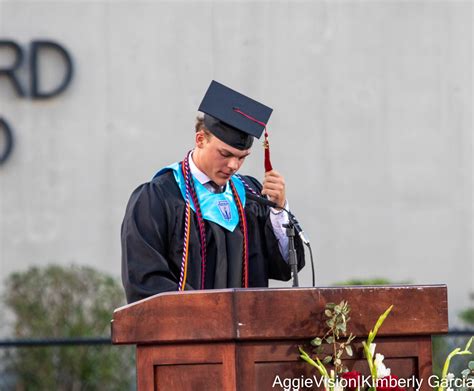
[121,81,305,303]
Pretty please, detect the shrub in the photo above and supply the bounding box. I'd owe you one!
[333,278,410,286]
[460,309,474,325]
[2,264,134,390]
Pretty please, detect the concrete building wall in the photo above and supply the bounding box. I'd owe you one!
[0,0,472,326]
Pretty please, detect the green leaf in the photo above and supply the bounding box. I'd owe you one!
[367,305,393,345]
[325,309,333,317]
[465,337,474,352]
[464,336,474,350]
[299,351,322,370]
[323,356,332,364]
[345,345,353,356]
[334,358,342,366]
[326,336,334,344]
[311,337,322,346]
[461,369,471,377]
[469,361,474,370]
[326,303,336,310]
[334,305,341,314]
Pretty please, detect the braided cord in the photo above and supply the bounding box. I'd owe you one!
[178,201,191,291]
[235,174,260,196]
[230,180,249,288]
[178,161,193,291]
[182,152,208,289]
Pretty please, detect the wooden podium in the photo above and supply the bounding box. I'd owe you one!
[112,285,447,390]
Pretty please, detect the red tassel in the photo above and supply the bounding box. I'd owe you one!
[264,130,273,172]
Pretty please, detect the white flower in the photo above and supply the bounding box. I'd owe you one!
[445,372,455,390]
[375,353,391,378]
[374,353,384,362]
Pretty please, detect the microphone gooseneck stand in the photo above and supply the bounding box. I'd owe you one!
[283,220,299,287]
[245,192,315,288]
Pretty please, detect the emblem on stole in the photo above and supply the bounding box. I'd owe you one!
[217,200,232,221]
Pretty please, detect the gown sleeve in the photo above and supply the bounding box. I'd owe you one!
[121,181,183,303]
[243,176,305,281]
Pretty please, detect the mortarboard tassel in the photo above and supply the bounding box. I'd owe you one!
[233,108,273,172]
[263,129,273,172]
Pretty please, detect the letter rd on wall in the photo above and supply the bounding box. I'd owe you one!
[0,39,74,165]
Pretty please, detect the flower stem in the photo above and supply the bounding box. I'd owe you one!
[438,337,473,391]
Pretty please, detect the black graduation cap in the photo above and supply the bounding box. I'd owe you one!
[198,80,273,150]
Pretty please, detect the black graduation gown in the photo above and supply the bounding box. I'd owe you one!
[121,170,305,303]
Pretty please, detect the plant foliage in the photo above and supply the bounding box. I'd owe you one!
[3,264,133,390]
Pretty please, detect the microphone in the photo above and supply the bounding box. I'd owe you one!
[246,192,278,208]
[287,214,310,247]
[245,192,310,246]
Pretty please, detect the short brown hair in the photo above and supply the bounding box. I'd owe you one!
[195,116,212,138]
[195,116,205,132]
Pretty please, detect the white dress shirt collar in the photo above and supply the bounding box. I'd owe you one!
[189,151,211,185]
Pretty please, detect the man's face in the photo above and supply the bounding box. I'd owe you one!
[195,131,251,186]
